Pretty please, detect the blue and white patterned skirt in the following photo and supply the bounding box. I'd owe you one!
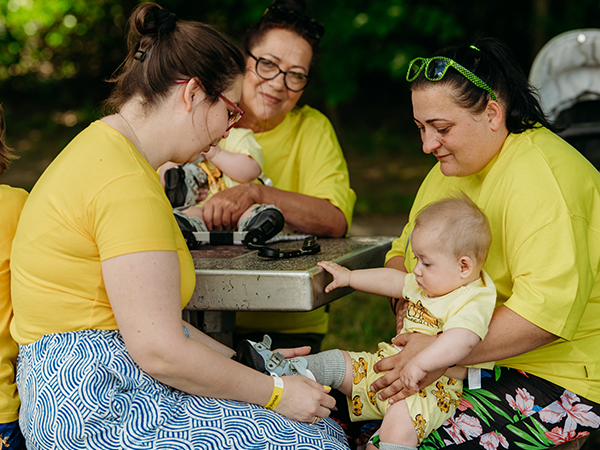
[17,330,349,449]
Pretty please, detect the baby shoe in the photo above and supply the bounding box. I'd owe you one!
[238,204,285,246]
[235,334,315,381]
[164,163,207,210]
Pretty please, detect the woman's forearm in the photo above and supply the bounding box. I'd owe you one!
[183,319,235,357]
[103,251,274,405]
[138,330,275,403]
[460,305,558,366]
[255,184,348,237]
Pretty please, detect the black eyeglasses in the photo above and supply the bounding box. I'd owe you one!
[249,54,310,92]
[262,4,325,42]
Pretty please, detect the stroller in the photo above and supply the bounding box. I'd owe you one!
[529,29,600,169]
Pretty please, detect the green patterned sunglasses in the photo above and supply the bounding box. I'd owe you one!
[406,56,497,102]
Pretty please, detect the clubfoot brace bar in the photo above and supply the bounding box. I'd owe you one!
[184,230,312,248]
[191,230,247,246]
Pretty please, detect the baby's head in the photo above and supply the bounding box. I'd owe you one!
[410,193,492,298]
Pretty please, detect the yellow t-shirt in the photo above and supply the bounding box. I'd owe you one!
[401,271,496,341]
[10,121,195,345]
[0,186,27,423]
[236,105,357,336]
[386,127,600,402]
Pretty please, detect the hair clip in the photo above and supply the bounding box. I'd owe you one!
[470,45,481,52]
[134,50,146,62]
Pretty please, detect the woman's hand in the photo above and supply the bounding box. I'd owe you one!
[274,376,336,423]
[370,333,437,402]
[202,183,258,230]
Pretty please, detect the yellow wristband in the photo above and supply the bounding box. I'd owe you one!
[264,376,284,410]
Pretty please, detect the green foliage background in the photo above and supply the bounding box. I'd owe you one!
[3,0,600,348]
[2,0,600,196]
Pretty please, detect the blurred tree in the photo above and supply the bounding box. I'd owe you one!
[0,0,461,111]
[2,0,600,139]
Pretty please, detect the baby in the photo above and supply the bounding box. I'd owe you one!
[160,127,283,244]
[238,194,496,450]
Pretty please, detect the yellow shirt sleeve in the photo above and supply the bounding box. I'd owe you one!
[0,186,28,422]
[10,121,195,345]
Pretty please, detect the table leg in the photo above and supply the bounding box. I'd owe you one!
[182,310,236,348]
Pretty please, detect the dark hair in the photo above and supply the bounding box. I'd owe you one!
[410,38,557,133]
[0,104,17,175]
[243,0,323,69]
[104,3,245,113]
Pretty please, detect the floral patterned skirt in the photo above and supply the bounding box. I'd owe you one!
[419,367,600,449]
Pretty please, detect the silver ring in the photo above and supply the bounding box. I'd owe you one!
[310,416,321,425]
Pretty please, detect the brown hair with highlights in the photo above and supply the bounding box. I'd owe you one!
[104,2,245,113]
[0,104,17,176]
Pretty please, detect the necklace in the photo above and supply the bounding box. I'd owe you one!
[118,112,150,164]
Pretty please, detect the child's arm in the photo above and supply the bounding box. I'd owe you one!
[398,328,481,392]
[317,261,408,298]
[202,145,261,183]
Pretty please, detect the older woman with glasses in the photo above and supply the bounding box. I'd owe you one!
[365,38,600,449]
[198,0,356,352]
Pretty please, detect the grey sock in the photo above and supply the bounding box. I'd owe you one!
[379,443,417,450]
[304,349,346,389]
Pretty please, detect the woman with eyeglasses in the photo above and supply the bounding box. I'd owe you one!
[199,0,356,354]
[9,3,348,449]
[366,38,600,449]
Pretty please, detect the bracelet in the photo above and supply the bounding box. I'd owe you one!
[183,325,190,338]
[264,376,284,410]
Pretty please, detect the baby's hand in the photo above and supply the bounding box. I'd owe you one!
[398,360,428,394]
[201,145,221,160]
[317,261,351,293]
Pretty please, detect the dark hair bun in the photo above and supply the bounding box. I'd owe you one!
[270,0,307,14]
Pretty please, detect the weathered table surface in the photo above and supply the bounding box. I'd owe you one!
[182,236,396,346]
[185,236,396,312]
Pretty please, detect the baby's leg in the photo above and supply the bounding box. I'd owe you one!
[236,205,255,228]
[183,205,204,219]
[334,350,353,397]
[302,349,350,392]
[369,400,418,450]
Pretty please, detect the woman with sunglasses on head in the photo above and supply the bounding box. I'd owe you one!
[367,38,600,449]
[9,4,349,449]
[200,0,356,354]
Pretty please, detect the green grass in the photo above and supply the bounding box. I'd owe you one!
[323,290,397,352]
